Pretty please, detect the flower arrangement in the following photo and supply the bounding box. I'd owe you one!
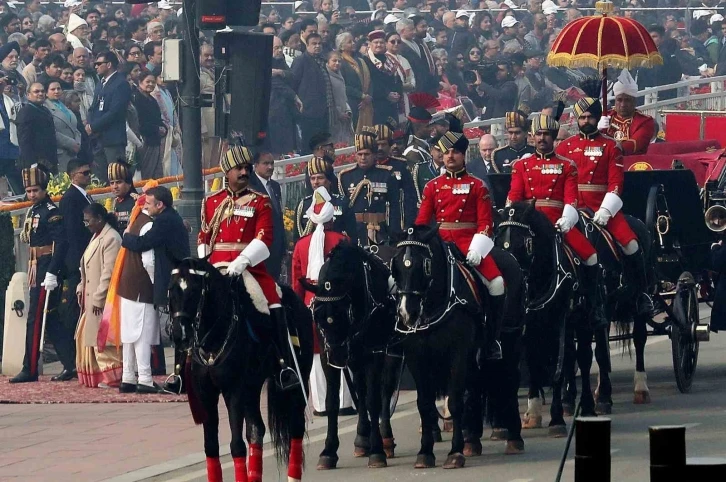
[283,207,296,251]
[45,172,105,198]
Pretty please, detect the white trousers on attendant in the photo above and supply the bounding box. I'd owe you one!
[309,354,354,412]
[122,341,152,386]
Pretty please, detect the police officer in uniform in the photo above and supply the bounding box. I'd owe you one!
[338,131,401,246]
[108,161,139,233]
[10,165,76,383]
[491,111,535,173]
[295,156,357,244]
[412,134,444,207]
[371,123,417,230]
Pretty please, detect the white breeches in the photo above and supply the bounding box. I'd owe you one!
[482,275,505,296]
[620,239,639,256]
[309,354,354,412]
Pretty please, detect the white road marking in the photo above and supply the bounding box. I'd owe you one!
[508,479,534,482]
[163,407,421,482]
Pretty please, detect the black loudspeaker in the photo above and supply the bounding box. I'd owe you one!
[197,0,262,29]
[214,32,272,145]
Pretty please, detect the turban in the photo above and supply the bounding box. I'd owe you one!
[307,156,333,178]
[505,111,528,129]
[355,132,378,151]
[529,114,560,135]
[573,97,602,120]
[613,69,638,98]
[437,131,469,154]
[108,161,133,184]
[373,123,394,142]
[220,146,253,173]
[22,164,49,189]
[367,30,386,41]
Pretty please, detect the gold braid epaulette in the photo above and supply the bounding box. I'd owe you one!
[348,178,374,208]
[19,206,33,244]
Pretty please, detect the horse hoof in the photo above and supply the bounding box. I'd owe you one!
[634,391,651,404]
[463,441,483,457]
[443,453,466,469]
[432,430,443,443]
[522,415,543,429]
[368,453,387,468]
[443,420,454,432]
[504,440,525,455]
[353,446,369,457]
[562,403,575,417]
[490,428,508,441]
[316,456,338,470]
[548,425,568,438]
[414,454,436,469]
[596,402,613,415]
[383,438,396,459]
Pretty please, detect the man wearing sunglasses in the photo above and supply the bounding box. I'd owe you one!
[57,160,96,380]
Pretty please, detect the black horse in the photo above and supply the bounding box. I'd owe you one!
[494,202,597,435]
[569,210,656,413]
[301,242,403,470]
[168,258,313,482]
[391,225,524,468]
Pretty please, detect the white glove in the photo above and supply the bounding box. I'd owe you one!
[597,115,610,131]
[42,272,58,291]
[197,244,210,258]
[555,216,575,233]
[226,254,250,276]
[592,207,612,226]
[466,250,482,267]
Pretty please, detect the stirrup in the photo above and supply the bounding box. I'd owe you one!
[486,340,503,360]
[162,373,183,395]
[276,366,301,391]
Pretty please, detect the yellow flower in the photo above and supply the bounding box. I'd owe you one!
[104,198,113,211]
[11,215,19,228]
[170,186,180,200]
[211,178,222,192]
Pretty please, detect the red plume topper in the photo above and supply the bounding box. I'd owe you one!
[408,92,440,110]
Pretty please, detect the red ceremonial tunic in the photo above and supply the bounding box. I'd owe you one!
[415,169,501,281]
[198,188,280,305]
[604,109,655,156]
[291,229,349,354]
[557,132,637,246]
[507,151,596,260]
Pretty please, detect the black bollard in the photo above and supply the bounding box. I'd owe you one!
[686,457,726,478]
[649,425,686,481]
[575,416,611,482]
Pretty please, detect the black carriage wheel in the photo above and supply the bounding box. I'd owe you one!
[644,184,660,241]
[671,272,700,394]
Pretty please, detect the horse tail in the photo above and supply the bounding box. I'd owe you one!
[267,377,296,465]
[185,356,208,425]
[615,319,632,357]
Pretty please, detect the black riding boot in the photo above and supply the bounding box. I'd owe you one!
[626,250,654,316]
[485,294,505,360]
[271,307,301,392]
[582,264,608,330]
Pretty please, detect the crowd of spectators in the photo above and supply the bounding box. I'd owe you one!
[0,0,723,197]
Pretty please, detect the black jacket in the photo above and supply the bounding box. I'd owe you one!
[399,39,438,96]
[16,101,58,173]
[122,207,191,306]
[59,185,93,276]
[364,55,403,126]
[269,57,298,155]
[291,52,329,121]
[88,71,132,148]
[248,172,286,280]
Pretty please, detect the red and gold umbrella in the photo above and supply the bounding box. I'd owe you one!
[547,1,663,105]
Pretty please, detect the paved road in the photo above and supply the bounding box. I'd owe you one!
[145,309,726,482]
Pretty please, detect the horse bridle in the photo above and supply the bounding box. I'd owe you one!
[395,239,433,297]
[169,267,238,367]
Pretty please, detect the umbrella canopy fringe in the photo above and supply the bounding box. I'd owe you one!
[546,52,663,70]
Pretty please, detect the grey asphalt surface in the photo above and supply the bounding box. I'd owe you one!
[144,308,725,482]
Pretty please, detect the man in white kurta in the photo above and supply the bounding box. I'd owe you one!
[117,210,161,394]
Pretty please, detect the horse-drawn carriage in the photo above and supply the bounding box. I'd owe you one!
[489,157,721,395]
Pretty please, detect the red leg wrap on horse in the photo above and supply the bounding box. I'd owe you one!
[206,457,223,482]
[247,444,263,482]
[288,438,304,480]
[233,457,248,482]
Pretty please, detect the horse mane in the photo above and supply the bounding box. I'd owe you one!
[326,241,366,278]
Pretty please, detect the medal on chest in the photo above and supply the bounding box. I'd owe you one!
[452,183,471,194]
[333,206,342,216]
[32,214,40,231]
[541,164,563,175]
[233,206,255,218]
[584,146,603,160]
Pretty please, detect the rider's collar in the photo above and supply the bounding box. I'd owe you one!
[226,187,247,197]
[535,149,555,159]
[579,129,600,140]
[445,167,467,179]
[509,142,528,152]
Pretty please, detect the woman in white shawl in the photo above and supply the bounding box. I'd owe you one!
[384,31,416,124]
[325,51,354,146]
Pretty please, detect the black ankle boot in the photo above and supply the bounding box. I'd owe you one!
[270,307,301,391]
[627,250,654,316]
[582,264,608,329]
[485,294,505,360]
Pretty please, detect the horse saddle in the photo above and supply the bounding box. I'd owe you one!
[443,242,484,309]
[578,209,623,265]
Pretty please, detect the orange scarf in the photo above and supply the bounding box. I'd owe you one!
[97,180,158,350]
